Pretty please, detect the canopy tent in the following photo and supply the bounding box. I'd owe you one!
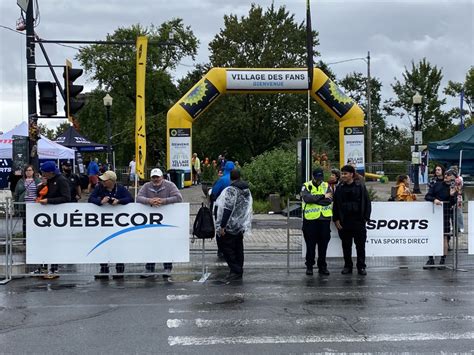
[0,122,75,160]
[54,126,108,152]
[428,125,474,174]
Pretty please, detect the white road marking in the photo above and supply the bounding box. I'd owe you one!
[168,332,474,346]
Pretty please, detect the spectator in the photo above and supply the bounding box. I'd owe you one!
[301,167,333,276]
[62,162,81,202]
[214,169,253,282]
[87,157,100,192]
[328,168,341,195]
[128,155,137,184]
[332,164,372,276]
[428,164,445,189]
[424,169,458,269]
[89,170,134,279]
[395,175,417,201]
[450,166,464,233]
[210,161,235,259]
[136,168,183,279]
[14,165,41,245]
[192,153,201,185]
[37,161,71,279]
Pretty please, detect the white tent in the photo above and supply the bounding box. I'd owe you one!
[0,121,75,160]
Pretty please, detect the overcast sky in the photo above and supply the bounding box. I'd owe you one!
[0,0,472,133]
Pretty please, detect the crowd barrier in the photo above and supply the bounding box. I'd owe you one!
[1,199,472,285]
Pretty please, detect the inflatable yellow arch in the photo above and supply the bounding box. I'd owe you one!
[167,68,365,187]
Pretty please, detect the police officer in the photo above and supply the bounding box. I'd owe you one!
[301,167,333,276]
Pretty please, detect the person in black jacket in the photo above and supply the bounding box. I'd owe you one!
[37,161,71,279]
[88,170,134,279]
[424,169,457,269]
[332,165,372,275]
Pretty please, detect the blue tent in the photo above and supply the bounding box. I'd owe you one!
[428,125,474,174]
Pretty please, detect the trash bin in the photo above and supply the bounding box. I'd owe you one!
[169,169,185,189]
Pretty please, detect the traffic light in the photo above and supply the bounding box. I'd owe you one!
[63,59,84,121]
[38,81,57,116]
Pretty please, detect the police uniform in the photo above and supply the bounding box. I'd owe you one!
[301,176,333,275]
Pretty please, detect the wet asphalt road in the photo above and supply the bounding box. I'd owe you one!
[1,267,473,354]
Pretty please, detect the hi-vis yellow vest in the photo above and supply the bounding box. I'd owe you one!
[302,181,333,220]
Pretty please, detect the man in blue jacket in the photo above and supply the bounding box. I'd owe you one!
[89,170,134,279]
[210,161,235,258]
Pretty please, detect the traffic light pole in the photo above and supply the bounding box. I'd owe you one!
[26,0,39,169]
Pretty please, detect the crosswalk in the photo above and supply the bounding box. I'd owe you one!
[164,278,474,351]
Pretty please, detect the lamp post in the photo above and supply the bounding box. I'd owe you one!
[412,92,423,194]
[103,94,113,169]
[327,52,372,164]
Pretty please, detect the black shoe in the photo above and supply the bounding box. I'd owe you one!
[95,266,109,280]
[306,268,313,276]
[357,268,367,276]
[423,258,435,269]
[225,273,243,283]
[341,267,353,275]
[318,268,330,276]
[438,257,446,270]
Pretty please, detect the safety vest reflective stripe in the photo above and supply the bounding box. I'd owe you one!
[302,181,333,220]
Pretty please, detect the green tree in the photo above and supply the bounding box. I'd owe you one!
[186,4,332,163]
[387,58,456,144]
[75,22,198,166]
[444,66,473,127]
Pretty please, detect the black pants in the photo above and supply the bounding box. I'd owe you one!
[338,228,367,270]
[302,219,331,269]
[145,263,172,271]
[220,231,244,275]
[100,263,124,272]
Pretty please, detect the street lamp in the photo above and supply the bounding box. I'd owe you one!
[103,93,113,169]
[327,51,372,164]
[412,92,423,194]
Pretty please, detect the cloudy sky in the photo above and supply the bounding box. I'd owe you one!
[0,0,472,133]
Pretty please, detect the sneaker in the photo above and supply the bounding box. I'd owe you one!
[357,268,367,276]
[341,267,353,275]
[318,268,330,276]
[306,268,313,276]
[438,257,446,270]
[423,258,435,270]
[225,273,243,284]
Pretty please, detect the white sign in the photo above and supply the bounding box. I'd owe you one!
[469,201,473,255]
[26,203,190,263]
[226,70,308,91]
[169,128,191,171]
[302,202,443,257]
[411,151,421,164]
[343,127,365,171]
[414,131,423,145]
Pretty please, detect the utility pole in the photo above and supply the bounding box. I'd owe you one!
[366,51,372,165]
[26,0,39,169]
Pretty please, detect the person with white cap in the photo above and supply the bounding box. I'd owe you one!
[89,170,133,279]
[136,168,183,278]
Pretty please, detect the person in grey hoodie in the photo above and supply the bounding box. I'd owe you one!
[136,168,183,278]
[214,169,253,282]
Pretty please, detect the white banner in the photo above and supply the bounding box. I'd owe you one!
[469,201,473,255]
[343,126,365,171]
[169,128,191,171]
[302,202,444,257]
[26,203,190,263]
[226,70,308,91]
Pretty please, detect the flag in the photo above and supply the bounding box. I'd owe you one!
[135,36,148,179]
[306,0,314,90]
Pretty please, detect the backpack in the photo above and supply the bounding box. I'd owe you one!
[388,186,397,201]
[193,203,215,239]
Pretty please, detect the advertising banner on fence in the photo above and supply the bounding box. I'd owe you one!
[26,203,190,264]
[302,202,443,257]
[469,201,473,255]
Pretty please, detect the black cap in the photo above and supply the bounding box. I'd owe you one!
[63,161,72,167]
[312,167,324,179]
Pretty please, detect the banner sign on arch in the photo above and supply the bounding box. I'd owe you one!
[226,69,308,91]
[169,128,191,170]
[344,126,365,170]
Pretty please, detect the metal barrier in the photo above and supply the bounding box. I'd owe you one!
[2,200,213,282]
[453,200,472,271]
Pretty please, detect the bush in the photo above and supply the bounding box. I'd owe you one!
[201,164,218,183]
[242,148,297,200]
[252,199,272,214]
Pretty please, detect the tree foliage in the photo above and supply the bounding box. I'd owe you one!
[444,66,474,127]
[74,22,198,166]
